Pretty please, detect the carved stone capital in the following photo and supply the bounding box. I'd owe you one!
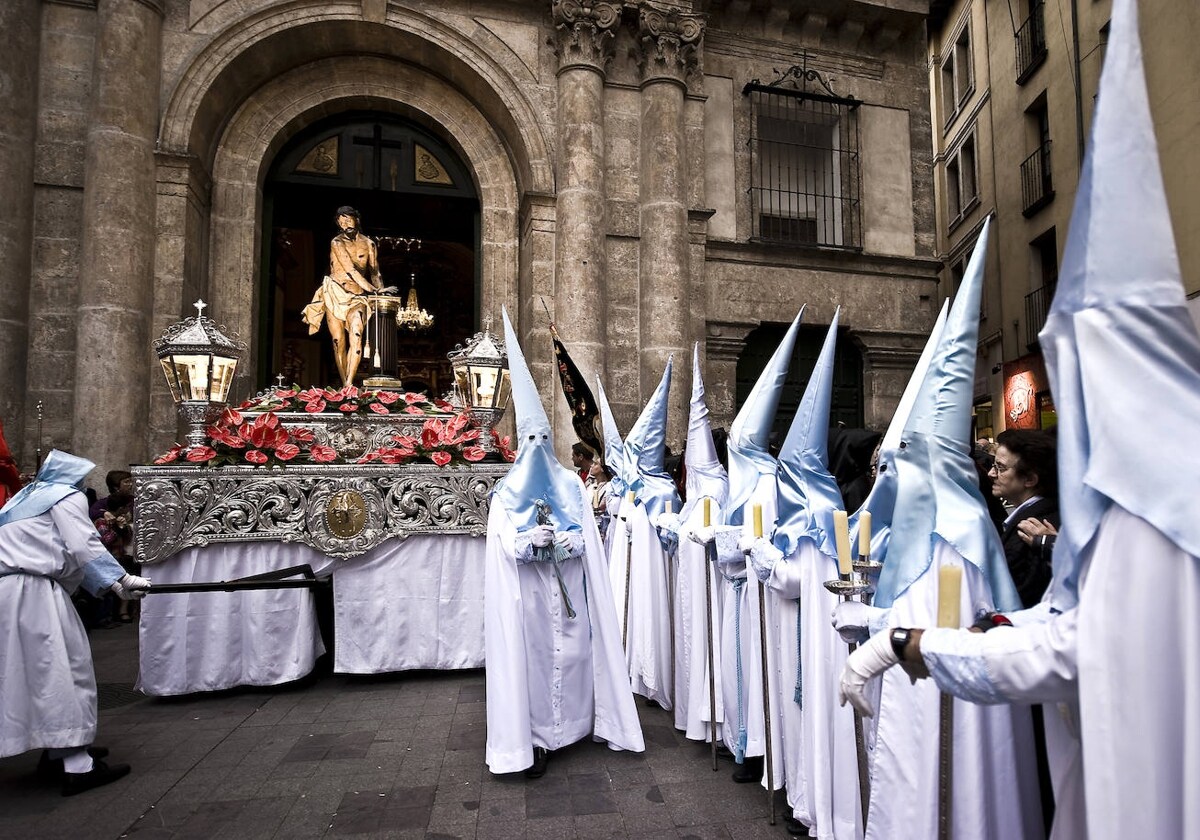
[638,5,705,86]
[552,0,622,76]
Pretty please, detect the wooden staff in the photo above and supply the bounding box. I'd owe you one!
[703,497,719,770]
[753,503,776,825]
[833,510,872,825]
[622,490,635,650]
[664,499,677,712]
[936,564,963,840]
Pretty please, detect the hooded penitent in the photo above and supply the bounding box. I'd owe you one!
[1039,0,1200,612]
[623,357,680,520]
[493,308,585,532]
[681,342,728,521]
[595,377,629,498]
[726,307,805,524]
[873,219,1021,612]
[850,300,950,560]
[773,309,844,558]
[0,449,95,528]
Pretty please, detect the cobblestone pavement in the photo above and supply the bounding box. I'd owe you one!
[0,623,791,839]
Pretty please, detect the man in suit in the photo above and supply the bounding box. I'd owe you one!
[990,428,1059,608]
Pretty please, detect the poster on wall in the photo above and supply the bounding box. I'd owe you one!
[1002,354,1051,430]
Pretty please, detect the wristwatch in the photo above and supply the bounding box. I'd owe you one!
[890,628,912,662]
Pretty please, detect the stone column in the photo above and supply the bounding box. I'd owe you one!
[637,6,703,446]
[73,0,163,471]
[0,0,40,462]
[704,320,756,432]
[550,0,620,443]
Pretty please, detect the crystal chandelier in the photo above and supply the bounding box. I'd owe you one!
[395,272,434,331]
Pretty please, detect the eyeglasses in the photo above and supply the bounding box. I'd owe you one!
[988,461,1013,475]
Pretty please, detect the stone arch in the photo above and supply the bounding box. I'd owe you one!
[204,54,522,376]
[159,4,552,196]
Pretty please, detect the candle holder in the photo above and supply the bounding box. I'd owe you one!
[851,558,883,576]
[823,576,873,599]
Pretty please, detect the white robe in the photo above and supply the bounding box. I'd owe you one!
[484,490,644,774]
[766,539,861,839]
[672,497,726,741]
[608,498,674,709]
[866,539,1043,840]
[0,494,111,757]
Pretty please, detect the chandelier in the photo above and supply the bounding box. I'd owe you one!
[395,272,433,331]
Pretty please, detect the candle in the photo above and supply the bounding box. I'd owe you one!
[703,497,711,528]
[626,489,635,505]
[937,564,963,628]
[753,503,763,538]
[858,511,872,558]
[666,499,673,515]
[832,510,853,576]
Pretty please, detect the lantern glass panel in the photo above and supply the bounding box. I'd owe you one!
[454,367,471,404]
[160,358,182,402]
[495,369,512,410]
[470,364,500,408]
[170,354,212,401]
[209,355,238,402]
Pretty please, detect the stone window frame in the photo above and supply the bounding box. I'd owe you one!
[940,14,975,132]
[945,126,980,232]
[947,230,988,322]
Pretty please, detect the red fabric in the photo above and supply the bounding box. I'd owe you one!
[0,419,22,506]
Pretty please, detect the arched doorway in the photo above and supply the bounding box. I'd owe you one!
[262,112,479,393]
[735,322,865,441]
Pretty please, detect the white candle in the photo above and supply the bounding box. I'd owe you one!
[752,503,763,538]
[937,564,963,629]
[859,511,872,558]
[833,510,853,576]
[703,497,712,528]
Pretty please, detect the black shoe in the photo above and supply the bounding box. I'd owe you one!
[62,759,130,796]
[524,747,549,779]
[731,755,764,784]
[715,745,736,762]
[36,747,111,781]
[784,815,811,837]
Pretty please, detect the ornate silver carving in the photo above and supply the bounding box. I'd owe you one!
[257,412,444,460]
[132,463,509,565]
[638,6,705,84]
[552,0,622,74]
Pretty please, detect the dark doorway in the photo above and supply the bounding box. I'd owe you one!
[734,322,865,443]
[262,113,480,394]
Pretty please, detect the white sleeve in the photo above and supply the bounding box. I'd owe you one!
[50,493,110,565]
[920,608,1078,705]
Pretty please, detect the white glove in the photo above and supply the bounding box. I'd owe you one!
[831,601,890,645]
[747,538,783,583]
[110,573,151,601]
[838,629,901,717]
[652,511,681,535]
[530,524,555,548]
[688,525,716,546]
[737,533,757,553]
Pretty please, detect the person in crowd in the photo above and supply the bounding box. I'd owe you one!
[571,441,595,482]
[0,420,23,506]
[990,428,1059,608]
[0,450,150,795]
[484,309,643,779]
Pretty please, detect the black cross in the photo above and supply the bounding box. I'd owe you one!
[351,124,404,190]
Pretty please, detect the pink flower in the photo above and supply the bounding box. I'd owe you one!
[375,391,401,404]
[339,403,358,412]
[304,398,327,413]
[185,445,217,463]
[430,451,452,467]
[404,405,425,415]
[391,434,418,449]
[403,392,425,404]
[309,445,338,463]
[323,388,343,402]
[369,402,390,415]
[290,427,315,444]
[433,398,454,412]
[154,445,182,465]
[244,449,269,464]
[274,443,300,461]
[298,388,325,403]
[275,388,297,399]
[462,446,486,462]
[221,407,244,426]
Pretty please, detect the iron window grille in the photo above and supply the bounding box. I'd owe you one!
[1015,1,1048,84]
[1020,140,1054,216]
[745,64,862,250]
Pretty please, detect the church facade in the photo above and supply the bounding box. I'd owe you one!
[0,0,940,474]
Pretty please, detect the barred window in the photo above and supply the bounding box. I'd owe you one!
[746,77,861,249]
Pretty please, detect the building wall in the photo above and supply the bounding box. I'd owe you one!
[929,0,1200,436]
[6,0,941,476]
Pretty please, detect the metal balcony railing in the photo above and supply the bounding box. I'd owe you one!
[1025,282,1056,348]
[1020,140,1054,216]
[1016,1,1048,84]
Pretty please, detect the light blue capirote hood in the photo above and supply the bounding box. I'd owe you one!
[726,307,805,525]
[0,449,95,527]
[493,307,585,532]
[773,309,844,558]
[874,219,1022,612]
[595,376,629,497]
[850,300,950,564]
[1039,0,1200,610]
[681,342,729,522]
[624,356,680,520]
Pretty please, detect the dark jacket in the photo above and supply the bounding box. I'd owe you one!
[999,496,1060,608]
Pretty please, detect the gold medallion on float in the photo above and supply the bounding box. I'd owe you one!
[325,488,367,539]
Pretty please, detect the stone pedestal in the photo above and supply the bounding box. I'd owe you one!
[73,0,163,473]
